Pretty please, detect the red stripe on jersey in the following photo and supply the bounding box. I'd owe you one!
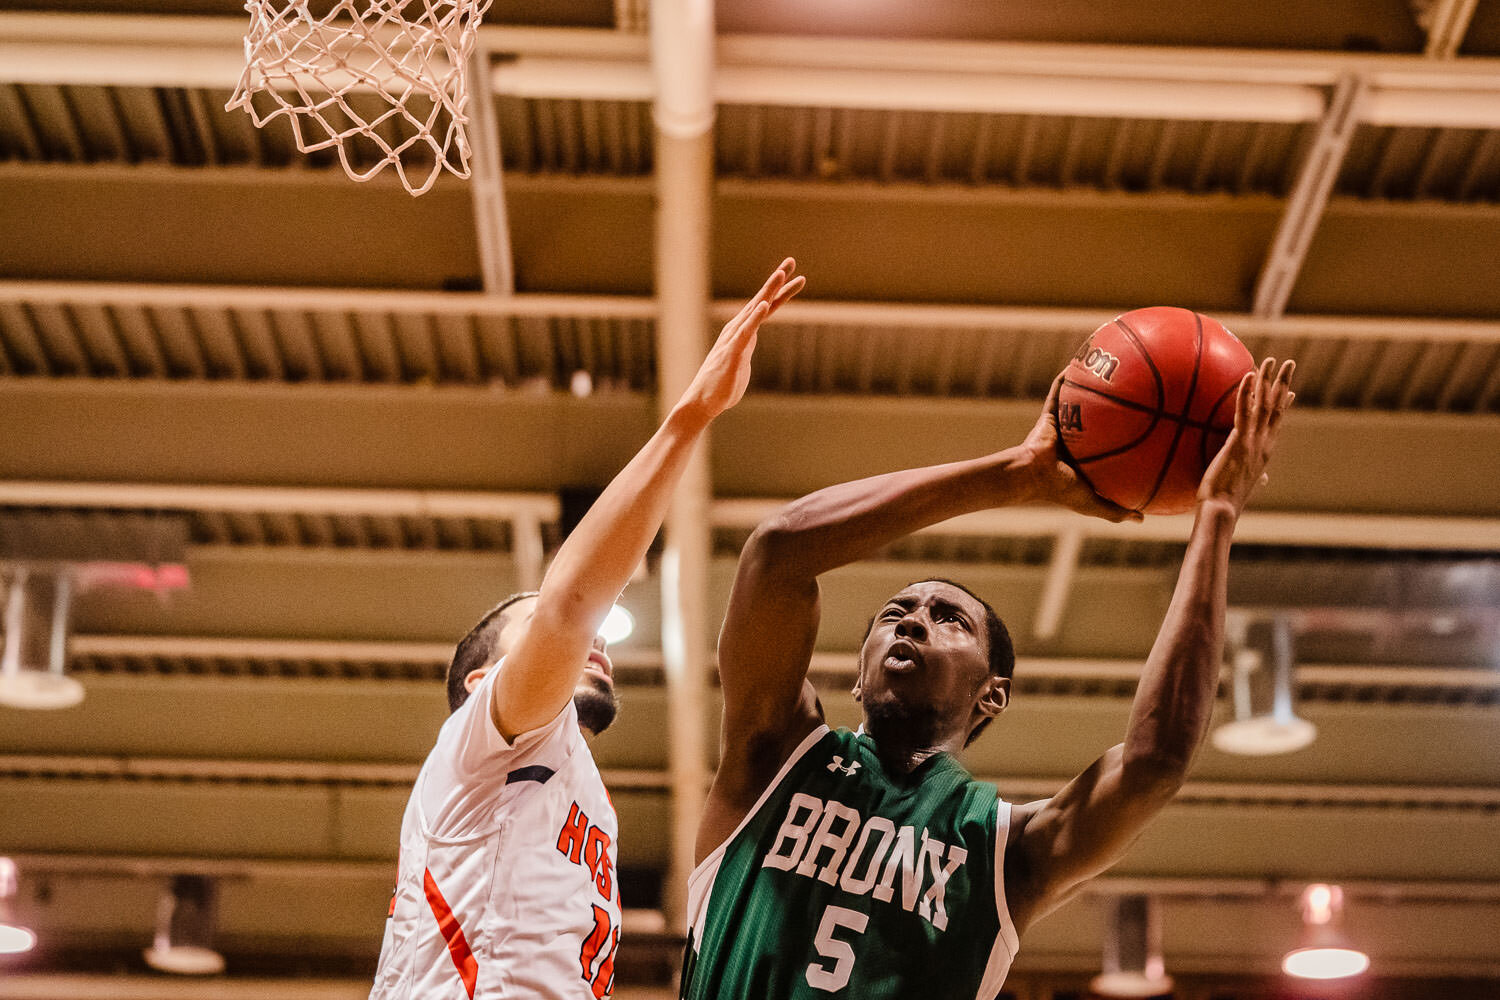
[423,867,479,999]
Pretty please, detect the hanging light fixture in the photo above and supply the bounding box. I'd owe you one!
[0,566,83,711]
[143,875,225,975]
[1212,613,1317,756]
[1282,883,1370,980]
[600,603,635,644]
[0,857,37,955]
[1089,894,1173,998]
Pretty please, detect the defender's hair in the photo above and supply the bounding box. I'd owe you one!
[446,591,540,713]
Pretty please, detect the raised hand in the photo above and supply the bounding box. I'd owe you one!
[1199,357,1296,516]
[681,258,805,420]
[1020,374,1143,523]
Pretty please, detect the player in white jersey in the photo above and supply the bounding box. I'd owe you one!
[371,259,805,1000]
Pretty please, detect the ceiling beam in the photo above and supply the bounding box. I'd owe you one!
[4,480,1500,552]
[7,754,1499,809]
[715,497,1500,551]
[1252,73,1367,319]
[61,635,1500,690]
[465,45,516,295]
[1420,0,1481,58]
[0,481,560,521]
[6,15,1500,127]
[10,852,1500,902]
[10,281,1500,346]
[1032,525,1085,641]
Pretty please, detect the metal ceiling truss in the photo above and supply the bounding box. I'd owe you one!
[465,40,516,295]
[6,753,1499,812]
[1252,73,1367,319]
[1417,0,1481,59]
[6,284,1500,412]
[4,14,1500,129]
[61,634,1500,704]
[5,479,1500,555]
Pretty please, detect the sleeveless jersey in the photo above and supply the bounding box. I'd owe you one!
[371,662,622,1000]
[681,726,1019,1000]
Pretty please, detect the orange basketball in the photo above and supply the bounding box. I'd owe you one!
[1055,307,1254,515]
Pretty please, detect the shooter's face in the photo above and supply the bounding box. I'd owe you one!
[854,581,993,742]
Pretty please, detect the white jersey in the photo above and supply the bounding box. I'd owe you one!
[371,662,622,1000]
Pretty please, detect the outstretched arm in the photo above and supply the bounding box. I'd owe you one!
[1004,357,1296,932]
[698,382,1140,862]
[490,260,805,740]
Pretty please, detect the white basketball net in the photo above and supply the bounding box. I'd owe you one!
[227,0,492,196]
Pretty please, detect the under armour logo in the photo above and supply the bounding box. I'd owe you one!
[827,756,861,776]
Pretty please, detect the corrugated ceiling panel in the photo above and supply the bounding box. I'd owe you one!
[1341,124,1500,201]
[715,107,1306,194]
[4,296,1499,412]
[496,96,653,175]
[5,85,1496,210]
[0,301,659,389]
[185,510,520,551]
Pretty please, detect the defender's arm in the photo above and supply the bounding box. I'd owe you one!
[491,261,803,739]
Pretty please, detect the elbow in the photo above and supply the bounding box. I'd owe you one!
[1119,749,1191,802]
[745,507,813,569]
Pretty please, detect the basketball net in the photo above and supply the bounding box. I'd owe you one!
[226,0,493,196]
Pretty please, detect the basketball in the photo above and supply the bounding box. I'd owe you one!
[1055,306,1255,515]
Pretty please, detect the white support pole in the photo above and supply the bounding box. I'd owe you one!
[1252,74,1367,319]
[1422,0,1480,58]
[650,0,716,936]
[1033,525,1086,641]
[466,44,516,295]
[511,512,546,592]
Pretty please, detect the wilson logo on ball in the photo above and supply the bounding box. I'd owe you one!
[1071,336,1121,382]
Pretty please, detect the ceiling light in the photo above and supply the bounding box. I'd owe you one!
[0,858,37,956]
[143,875,225,975]
[0,567,85,711]
[599,604,634,644]
[1090,894,1173,998]
[1212,614,1316,756]
[1282,883,1369,981]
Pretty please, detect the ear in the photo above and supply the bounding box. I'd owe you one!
[463,667,489,695]
[975,674,1010,720]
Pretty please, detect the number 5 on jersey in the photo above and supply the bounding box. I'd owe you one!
[806,905,869,992]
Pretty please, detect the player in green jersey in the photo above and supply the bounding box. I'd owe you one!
[682,358,1296,999]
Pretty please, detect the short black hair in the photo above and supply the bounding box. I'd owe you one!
[446,591,539,713]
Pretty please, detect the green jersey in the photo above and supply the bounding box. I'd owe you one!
[681,726,1019,1000]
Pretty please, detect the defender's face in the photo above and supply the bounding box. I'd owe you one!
[476,596,617,711]
[854,581,992,729]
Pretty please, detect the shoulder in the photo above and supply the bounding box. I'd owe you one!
[1001,796,1049,849]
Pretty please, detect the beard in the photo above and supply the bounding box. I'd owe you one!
[573,675,619,736]
[862,691,944,749]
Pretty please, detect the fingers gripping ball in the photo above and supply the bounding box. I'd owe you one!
[1055,307,1254,515]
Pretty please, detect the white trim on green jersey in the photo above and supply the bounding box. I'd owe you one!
[681,726,1022,1000]
[975,800,1020,1000]
[685,724,832,934]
